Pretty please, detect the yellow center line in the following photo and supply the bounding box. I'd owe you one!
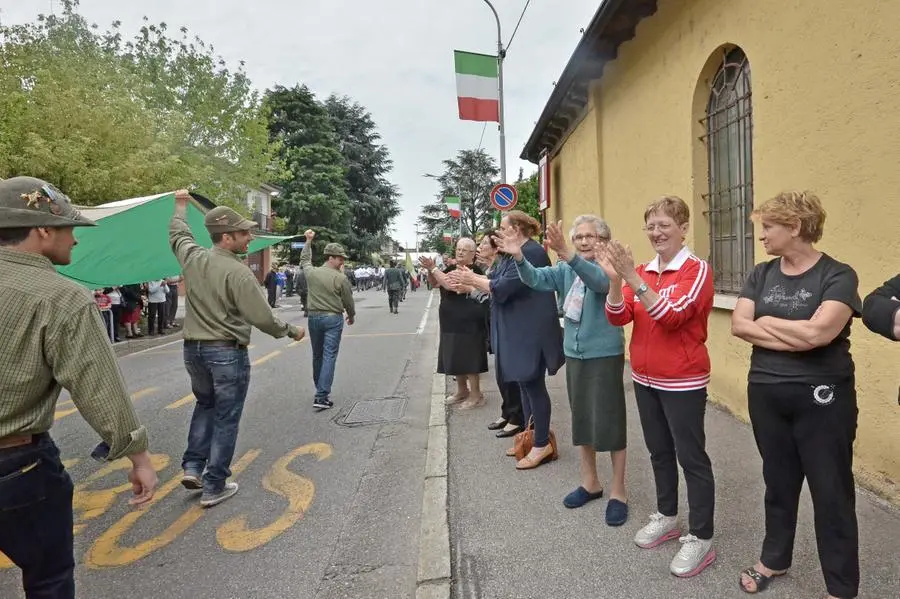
[55,387,160,421]
[252,350,281,366]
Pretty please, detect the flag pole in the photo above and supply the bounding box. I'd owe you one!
[483,0,506,185]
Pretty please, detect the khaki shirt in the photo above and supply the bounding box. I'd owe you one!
[0,248,148,460]
[170,214,298,345]
[300,243,355,318]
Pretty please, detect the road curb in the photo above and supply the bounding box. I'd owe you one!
[416,316,451,598]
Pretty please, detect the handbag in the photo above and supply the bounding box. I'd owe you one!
[513,416,559,461]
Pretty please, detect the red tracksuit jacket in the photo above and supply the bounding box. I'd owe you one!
[605,247,714,392]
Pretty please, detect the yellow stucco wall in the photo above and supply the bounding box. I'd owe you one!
[549,0,900,502]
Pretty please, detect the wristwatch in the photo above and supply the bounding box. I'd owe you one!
[634,282,649,297]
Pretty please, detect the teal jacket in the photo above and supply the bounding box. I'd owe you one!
[516,254,625,360]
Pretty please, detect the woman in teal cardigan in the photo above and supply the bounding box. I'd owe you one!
[496,215,629,526]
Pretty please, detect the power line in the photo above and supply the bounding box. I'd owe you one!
[476,123,487,151]
[505,0,532,54]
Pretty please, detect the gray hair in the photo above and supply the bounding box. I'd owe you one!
[569,214,611,240]
[456,237,476,251]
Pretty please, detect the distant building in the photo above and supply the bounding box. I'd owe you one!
[244,183,280,283]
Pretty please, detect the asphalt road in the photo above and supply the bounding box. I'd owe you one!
[0,287,438,599]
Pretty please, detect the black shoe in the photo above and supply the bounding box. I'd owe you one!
[487,419,508,431]
[313,398,334,410]
[496,425,523,438]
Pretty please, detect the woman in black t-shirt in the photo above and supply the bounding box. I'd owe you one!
[731,192,861,599]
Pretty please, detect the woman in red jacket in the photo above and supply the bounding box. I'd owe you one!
[599,195,716,578]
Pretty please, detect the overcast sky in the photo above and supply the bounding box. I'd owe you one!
[0,0,600,246]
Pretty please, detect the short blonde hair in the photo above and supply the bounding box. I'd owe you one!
[753,191,826,243]
[643,195,690,226]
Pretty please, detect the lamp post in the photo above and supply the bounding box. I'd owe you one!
[482,0,507,185]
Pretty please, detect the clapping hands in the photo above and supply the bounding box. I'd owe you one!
[492,228,525,260]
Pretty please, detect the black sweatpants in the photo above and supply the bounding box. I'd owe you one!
[147,302,166,335]
[495,359,523,428]
[633,384,715,540]
[748,379,859,599]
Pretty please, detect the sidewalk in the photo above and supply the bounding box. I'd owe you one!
[446,365,900,599]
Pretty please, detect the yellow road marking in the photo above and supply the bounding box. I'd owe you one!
[344,332,417,338]
[252,350,281,366]
[84,449,261,568]
[55,387,160,421]
[166,393,195,410]
[287,339,306,348]
[217,443,332,552]
[73,454,171,523]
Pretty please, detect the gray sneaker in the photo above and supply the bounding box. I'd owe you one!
[200,482,239,508]
[633,512,680,548]
[669,534,716,577]
[181,472,202,490]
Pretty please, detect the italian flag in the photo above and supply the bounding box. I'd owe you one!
[444,195,460,218]
[454,51,499,122]
[442,230,453,242]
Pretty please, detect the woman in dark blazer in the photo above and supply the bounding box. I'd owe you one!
[452,211,564,469]
[862,274,900,341]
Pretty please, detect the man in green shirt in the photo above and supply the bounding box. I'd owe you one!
[384,259,406,314]
[170,190,304,507]
[300,229,355,409]
[0,177,158,598]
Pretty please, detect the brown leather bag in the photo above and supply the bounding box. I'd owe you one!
[513,417,559,461]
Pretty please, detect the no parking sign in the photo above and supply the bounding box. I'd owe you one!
[489,183,518,211]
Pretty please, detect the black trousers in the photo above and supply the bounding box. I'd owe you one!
[148,302,166,334]
[520,377,552,447]
[634,383,715,540]
[167,285,179,323]
[748,379,859,598]
[388,289,401,311]
[267,287,277,308]
[495,359,523,427]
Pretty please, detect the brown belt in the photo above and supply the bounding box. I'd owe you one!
[0,434,36,450]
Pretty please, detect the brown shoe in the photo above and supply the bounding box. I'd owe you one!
[505,445,517,457]
[444,393,468,406]
[515,445,557,470]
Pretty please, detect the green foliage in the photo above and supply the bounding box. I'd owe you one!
[0,0,275,208]
[264,86,400,263]
[418,148,499,250]
[514,167,542,222]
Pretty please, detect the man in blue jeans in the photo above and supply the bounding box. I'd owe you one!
[170,190,304,507]
[299,229,356,409]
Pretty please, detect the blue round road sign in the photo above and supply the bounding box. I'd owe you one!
[490,183,518,211]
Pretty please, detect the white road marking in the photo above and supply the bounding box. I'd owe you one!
[416,290,435,335]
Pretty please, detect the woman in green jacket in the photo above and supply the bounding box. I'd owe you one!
[495,215,628,526]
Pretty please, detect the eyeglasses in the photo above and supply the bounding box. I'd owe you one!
[642,223,676,233]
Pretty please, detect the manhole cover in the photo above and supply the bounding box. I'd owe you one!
[343,397,407,424]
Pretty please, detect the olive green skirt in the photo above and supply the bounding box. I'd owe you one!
[565,355,626,452]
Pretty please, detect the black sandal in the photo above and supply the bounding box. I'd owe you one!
[739,567,786,594]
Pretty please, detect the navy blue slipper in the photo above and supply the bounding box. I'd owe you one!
[563,486,604,509]
[605,498,629,526]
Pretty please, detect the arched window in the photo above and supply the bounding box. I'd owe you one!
[705,47,753,294]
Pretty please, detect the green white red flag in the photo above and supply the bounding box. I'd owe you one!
[442,229,453,242]
[454,51,499,122]
[444,195,460,218]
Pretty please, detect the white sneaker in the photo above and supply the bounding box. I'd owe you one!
[669,534,716,577]
[633,512,681,548]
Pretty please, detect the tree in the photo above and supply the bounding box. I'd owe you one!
[0,0,276,208]
[264,85,349,263]
[324,95,401,261]
[418,149,499,249]
[514,167,542,222]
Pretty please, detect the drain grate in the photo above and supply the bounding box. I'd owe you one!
[343,397,407,424]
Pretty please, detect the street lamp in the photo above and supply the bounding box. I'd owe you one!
[482,0,507,184]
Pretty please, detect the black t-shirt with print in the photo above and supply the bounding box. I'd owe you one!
[739,254,861,384]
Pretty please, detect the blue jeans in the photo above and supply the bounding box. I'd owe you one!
[181,343,251,494]
[0,434,75,599]
[308,313,344,400]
